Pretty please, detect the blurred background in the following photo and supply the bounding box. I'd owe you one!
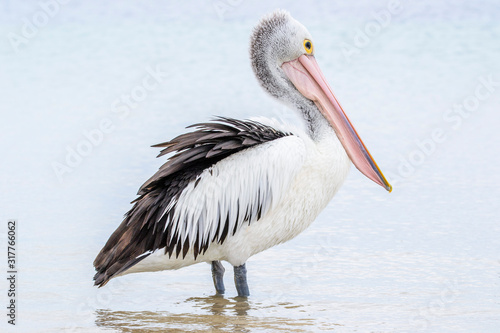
[0,0,499,332]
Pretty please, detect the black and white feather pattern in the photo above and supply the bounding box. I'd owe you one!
[93,117,296,286]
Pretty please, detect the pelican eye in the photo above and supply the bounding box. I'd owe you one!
[303,39,313,54]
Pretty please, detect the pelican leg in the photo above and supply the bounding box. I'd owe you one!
[211,261,225,294]
[233,263,250,297]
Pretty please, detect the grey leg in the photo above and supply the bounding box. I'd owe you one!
[233,263,250,297]
[211,261,225,294]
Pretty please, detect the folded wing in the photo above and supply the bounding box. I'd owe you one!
[93,117,306,286]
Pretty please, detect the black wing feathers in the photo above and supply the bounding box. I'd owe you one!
[93,117,290,287]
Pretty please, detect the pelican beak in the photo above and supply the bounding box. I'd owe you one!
[282,55,392,192]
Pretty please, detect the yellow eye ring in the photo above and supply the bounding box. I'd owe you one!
[303,39,313,54]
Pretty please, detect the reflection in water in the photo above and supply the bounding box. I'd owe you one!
[185,295,251,316]
[95,295,317,332]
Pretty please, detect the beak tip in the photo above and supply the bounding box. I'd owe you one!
[386,183,393,193]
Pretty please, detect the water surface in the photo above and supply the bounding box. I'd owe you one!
[1,1,499,332]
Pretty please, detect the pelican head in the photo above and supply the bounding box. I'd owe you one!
[250,10,391,192]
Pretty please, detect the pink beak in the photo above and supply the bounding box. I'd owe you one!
[282,55,392,192]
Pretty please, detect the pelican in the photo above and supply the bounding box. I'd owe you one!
[93,10,391,297]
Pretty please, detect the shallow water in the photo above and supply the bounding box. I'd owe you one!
[1,1,500,332]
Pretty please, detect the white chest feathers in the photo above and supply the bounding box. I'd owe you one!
[213,131,351,265]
